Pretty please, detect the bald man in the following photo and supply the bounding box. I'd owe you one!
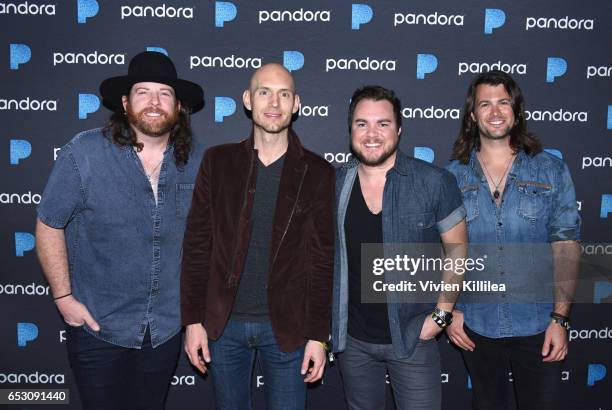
[181,64,335,409]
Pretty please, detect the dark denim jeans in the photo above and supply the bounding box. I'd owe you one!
[338,335,441,410]
[462,325,561,410]
[208,319,306,410]
[65,326,181,410]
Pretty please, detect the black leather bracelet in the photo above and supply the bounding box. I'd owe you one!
[53,292,72,301]
[550,312,570,329]
[431,307,453,329]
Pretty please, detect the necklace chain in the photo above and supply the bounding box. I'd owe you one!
[478,152,514,200]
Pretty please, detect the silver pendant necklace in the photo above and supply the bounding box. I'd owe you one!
[478,153,514,200]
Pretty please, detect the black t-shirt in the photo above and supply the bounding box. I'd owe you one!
[345,174,391,344]
[231,154,285,321]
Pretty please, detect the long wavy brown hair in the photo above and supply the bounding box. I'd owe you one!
[451,70,542,164]
[102,105,193,166]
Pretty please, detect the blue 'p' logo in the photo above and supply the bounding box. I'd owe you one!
[283,51,304,72]
[79,94,100,119]
[9,44,31,70]
[607,105,612,130]
[601,194,612,218]
[146,47,168,56]
[216,1,237,27]
[546,57,567,83]
[416,54,438,79]
[215,97,236,123]
[594,281,612,304]
[10,139,32,165]
[414,147,434,163]
[17,323,38,347]
[351,4,373,30]
[15,232,35,257]
[77,0,99,23]
[484,9,505,34]
[587,364,606,386]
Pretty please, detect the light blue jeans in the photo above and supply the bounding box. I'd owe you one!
[338,335,441,410]
[208,319,306,410]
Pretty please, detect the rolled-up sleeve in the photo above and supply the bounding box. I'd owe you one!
[549,162,581,242]
[435,170,467,233]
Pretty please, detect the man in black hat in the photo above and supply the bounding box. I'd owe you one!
[35,51,205,410]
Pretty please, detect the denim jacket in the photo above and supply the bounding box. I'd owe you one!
[445,149,581,338]
[331,150,466,358]
[38,128,204,348]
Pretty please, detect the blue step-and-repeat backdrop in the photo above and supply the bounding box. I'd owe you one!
[1,1,610,409]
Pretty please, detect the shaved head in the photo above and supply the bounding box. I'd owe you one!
[249,63,295,93]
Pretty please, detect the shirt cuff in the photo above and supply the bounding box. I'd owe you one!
[549,226,580,242]
[436,205,467,233]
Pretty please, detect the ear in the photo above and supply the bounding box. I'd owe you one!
[121,95,128,112]
[243,90,252,111]
[397,126,402,137]
[292,93,301,114]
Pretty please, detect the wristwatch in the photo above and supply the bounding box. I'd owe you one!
[431,307,453,329]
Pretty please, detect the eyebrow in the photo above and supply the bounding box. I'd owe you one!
[354,118,393,123]
[255,86,293,93]
[133,86,175,93]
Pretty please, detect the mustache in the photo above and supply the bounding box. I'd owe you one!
[139,108,167,116]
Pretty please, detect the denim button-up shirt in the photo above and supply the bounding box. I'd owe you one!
[38,128,204,348]
[446,149,581,338]
[331,150,466,358]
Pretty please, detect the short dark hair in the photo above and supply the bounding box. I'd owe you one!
[451,70,542,164]
[348,85,402,133]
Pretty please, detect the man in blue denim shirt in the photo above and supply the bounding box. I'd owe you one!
[331,86,467,409]
[445,71,581,410]
[35,52,205,410]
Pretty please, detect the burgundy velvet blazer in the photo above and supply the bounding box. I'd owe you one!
[180,130,335,352]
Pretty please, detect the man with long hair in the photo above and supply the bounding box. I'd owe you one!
[35,51,204,410]
[181,63,334,409]
[446,70,581,410]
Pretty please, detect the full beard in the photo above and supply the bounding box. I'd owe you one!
[350,139,399,167]
[126,105,178,137]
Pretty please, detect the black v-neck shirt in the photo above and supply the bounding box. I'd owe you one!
[345,174,391,344]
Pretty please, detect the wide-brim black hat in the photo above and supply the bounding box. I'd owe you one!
[100,51,204,113]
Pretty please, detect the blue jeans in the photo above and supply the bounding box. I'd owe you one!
[338,335,441,410]
[208,319,306,410]
[65,326,181,410]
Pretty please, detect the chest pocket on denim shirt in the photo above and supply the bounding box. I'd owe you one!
[516,181,552,220]
[460,184,479,223]
[176,183,195,218]
[399,211,436,241]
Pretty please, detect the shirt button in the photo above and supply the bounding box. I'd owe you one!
[498,245,503,250]
[497,222,503,227]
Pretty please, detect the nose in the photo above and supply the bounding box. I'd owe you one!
[491,103,502,115]
[270,92,279,107]
[149,91,161,106]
